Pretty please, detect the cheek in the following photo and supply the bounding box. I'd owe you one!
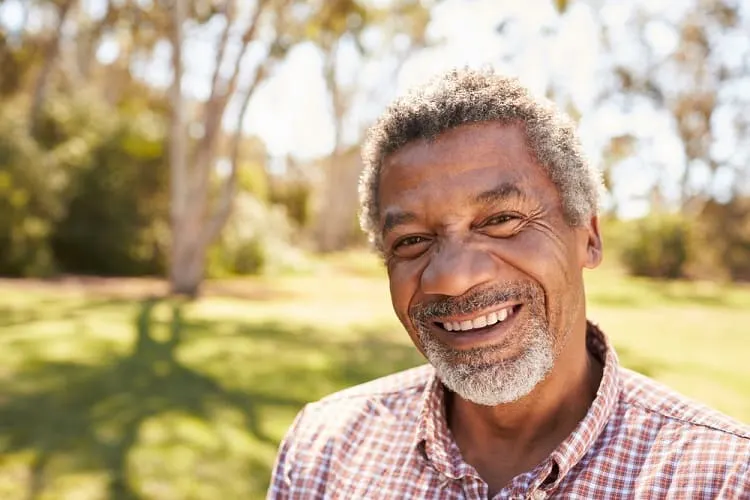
[495,228,574,290]
[387,262,421,326]
[388,263,429,357]
[489,227,581,326]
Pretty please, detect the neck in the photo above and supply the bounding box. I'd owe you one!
[447,321,603,487]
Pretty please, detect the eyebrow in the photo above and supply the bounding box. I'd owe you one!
[382,210,417,237]
[475,182,525,205]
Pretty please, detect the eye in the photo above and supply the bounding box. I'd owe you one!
[392,235,432,258]
[395,235,429,248]
[482,214,516,226]
[478,213,523,237]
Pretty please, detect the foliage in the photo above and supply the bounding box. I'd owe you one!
[0,97,63,277]
[695,198,750,282]
[597,0,750,212]
[0,32,36,97]
[620,214,693,279]
[268,177,313,228]
[0,84,171,277]
[238,160,271,203]
[208,193,308,277]
[51,102,170,276]
[612,199,750,282]
[599,216,628,261]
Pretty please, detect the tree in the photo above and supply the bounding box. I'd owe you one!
[313,0,432,251]
[596,0,750,214]
[168,0,287,296]
[167,0,438,292]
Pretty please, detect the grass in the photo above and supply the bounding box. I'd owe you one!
[0,252,748,499]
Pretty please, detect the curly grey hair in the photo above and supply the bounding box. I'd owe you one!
[359,68,603,251]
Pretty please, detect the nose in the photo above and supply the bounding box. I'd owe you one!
[420,240,498,297]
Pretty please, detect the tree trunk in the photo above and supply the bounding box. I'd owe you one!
[169,234,206,298]
[314,41,357,252]
[315,152,362,251]
[168,0,271,296]
[168,0,204,297]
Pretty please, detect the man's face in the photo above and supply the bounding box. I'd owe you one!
[378,122,601,406]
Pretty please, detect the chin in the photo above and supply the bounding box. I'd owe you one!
[421,325,555,406]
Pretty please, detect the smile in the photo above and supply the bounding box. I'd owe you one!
[438,304,520,332]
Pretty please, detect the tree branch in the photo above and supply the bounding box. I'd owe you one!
[192,0,270,198]
[169,0,187,223]
[201,60,270,247]
[207,0,233,105]
[29,0,75,133]
[223,0,269,98]
[323,39,345,154]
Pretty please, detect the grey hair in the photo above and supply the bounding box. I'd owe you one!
[359,68,603,251]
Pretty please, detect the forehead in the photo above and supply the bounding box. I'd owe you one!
[379,122,558,211]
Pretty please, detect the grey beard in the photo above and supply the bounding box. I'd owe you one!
[410,282,555,406]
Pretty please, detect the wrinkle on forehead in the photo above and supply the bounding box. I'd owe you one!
[378,123,565,231]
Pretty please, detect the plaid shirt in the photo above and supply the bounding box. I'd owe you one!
[268,323,750,499]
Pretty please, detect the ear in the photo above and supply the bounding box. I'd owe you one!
[582,215,603,269]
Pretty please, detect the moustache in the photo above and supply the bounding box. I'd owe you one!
[409,281,543,326]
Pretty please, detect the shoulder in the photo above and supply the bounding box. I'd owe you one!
[268,365,435,496]
[618,367,750,442]
[614,366,750,488]
[576,368,750,496]
[283,364,434,449]
[317,363,435,405]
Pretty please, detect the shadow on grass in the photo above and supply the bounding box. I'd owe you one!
[0,298,423,499]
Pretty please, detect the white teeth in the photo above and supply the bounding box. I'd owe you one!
[441,306,514,333]
[472,316,487,329]
[497,308,509,322]
[486,312,498,326]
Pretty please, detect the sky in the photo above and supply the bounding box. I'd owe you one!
[1,0,748,217]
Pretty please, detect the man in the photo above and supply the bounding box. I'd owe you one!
[268,69,750,499]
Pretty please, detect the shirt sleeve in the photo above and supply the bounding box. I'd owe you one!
[266,406,308,500]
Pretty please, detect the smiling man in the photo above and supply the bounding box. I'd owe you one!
[268,69,750,499]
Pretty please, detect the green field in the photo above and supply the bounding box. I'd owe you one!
[1,252,749,499]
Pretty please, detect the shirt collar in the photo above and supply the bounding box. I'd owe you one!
[546,321,620,486]
[414,320,622,484]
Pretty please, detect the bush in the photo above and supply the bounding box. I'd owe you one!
[695,198,750,282]
[238,161,270,203]
[208,193,309,277]
[0,99,60,276]
[599,216,629,261]
[621,214,692,279]
[50,105,169,276]
[269,178,313,228]
[0,90,170,278]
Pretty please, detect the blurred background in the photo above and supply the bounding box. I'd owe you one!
[0,0,749,498]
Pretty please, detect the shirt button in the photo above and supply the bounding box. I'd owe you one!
[529,491,546,500]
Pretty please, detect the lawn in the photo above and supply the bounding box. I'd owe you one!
[0,252,748,499]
